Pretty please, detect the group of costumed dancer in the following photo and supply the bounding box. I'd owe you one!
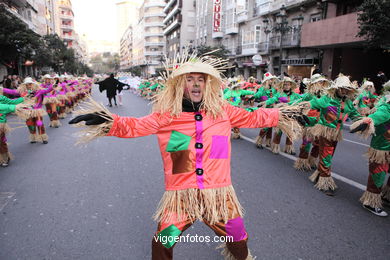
[69,52,309,260]
[68,50,388,257]
[0,74,92,167]
[221,71,390,218]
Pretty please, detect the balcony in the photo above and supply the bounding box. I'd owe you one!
[61,24,73,30]
[163,4,179,24]
[212,32,223,39]
[144,1,166,8]
[301,12,363,48]
[225,26,239,35]
[163,18,180,35]
[241,43,258,56]
[254,1,271,16]
[60,13,73,20]
[146,60,161,65]
[144,32,164,37]
[9,0,27,7]
[145,12,165,18]
[145,42,165,47]
[258,42,269,53]
[163,0,177,13]
[62,34,74,41]
[236,11,248,23]
[144,51,164,56]
[269,31,300,49]
[144,22,165,28]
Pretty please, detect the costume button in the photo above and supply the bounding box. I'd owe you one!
[195,114,203,121]
[195,142,203,149]
[195,168,204,175]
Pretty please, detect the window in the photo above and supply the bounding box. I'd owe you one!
[255,25,261,43]
[310,13,321,22]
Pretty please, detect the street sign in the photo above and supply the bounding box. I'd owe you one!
[252,55,263,66]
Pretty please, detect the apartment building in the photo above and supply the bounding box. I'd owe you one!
[163,0,196,58]
[301,0,389,82]
[120,26,133,71]
[130,0,165,76]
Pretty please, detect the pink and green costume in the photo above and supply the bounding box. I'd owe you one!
[106,105,279,259]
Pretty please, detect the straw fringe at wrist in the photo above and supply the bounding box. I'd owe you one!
[350,117,375,139]
[71,98,114,144]
[277,102,310,141]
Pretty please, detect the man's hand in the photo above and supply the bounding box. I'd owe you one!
[69,113,108,125]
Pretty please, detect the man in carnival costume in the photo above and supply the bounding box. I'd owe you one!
[294,74,330,171]
[253,72,279,148]
[308,74,361,196]
[354,80,377,116]
[263,77,301,155]
[350,81,390,216]
[69,52,308,260]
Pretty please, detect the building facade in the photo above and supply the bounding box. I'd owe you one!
[120,26,133,71]
[301,0,389,82]
[116,0,141,51]
[129,0,166,77]
[163,0,196,58]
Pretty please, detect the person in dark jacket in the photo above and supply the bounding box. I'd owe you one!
[97,74,121,107]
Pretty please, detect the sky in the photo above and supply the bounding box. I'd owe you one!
[72,0,131,53]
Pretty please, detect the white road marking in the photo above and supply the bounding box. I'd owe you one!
[343,138,370,147]
[240,135,365,191]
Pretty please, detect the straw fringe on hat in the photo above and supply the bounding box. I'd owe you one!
[153,48,231,118]
[326,74,358,99]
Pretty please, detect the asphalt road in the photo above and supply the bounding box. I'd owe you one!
[0,87,389,259]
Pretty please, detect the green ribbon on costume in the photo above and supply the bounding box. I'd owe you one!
[372,171,386,188]
[322,154,333,168]
[157,224,182,249]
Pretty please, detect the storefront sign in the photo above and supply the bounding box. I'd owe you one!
[281,58,319,66]
[252,55,263,66]
[213,0,222,33]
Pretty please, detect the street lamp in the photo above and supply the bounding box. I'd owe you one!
[263,5,293,76]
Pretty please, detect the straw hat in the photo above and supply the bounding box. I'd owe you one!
[302,78,310,85]
[310,74,329,84]
[281,77,298,89]
[230,82,242,89]
[361,79,374,90]
[326,74,357,91]
[163,49,229,87]
[261,72,278,84]
[42,74,53,80]
[22,77,37,85]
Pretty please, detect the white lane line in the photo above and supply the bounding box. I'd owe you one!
[240,135,365,191]
[343,138,370,147]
